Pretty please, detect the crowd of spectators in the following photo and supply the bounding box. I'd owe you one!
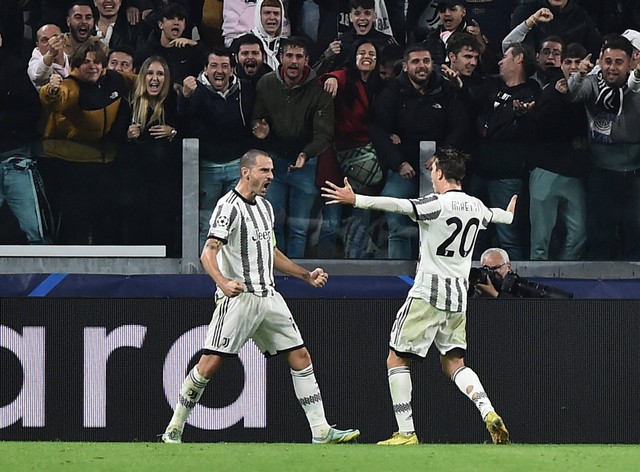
[1,0,639,261]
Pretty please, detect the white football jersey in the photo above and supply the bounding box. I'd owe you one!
[207,190,276,297]
[407,190,499,312]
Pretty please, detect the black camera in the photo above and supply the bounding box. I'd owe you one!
[469,267,573,299]
[500,272,573,299]
[469,266,494,287]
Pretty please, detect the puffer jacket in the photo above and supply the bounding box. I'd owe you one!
[40,69,134,163]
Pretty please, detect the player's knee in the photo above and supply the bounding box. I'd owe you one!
[197,353,224,379]
[386,349,409,369]
[286,347,312,370]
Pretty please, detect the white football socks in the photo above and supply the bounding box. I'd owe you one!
[452,366,494,419]
[167,366,209,432]
[388,366,415,434]
[290,364,331,438]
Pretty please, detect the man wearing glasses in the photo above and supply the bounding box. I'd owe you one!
[473,247,573,298]
[473,248,515,298]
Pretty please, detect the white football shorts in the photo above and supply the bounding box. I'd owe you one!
[389,297,467,358]
[203,291,304,356]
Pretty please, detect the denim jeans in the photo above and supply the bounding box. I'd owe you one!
[266,155,318,258]
[380,170,419,259]
[297,0,320,42]
[318,204,371,258]
[199,159,241,250]
[0,149,47,244]
[529,168,586,260]
[469,175,524,261]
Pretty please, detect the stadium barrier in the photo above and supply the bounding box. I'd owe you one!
[2,297,639,444]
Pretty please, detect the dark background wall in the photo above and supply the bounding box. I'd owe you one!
[1,298,639,443]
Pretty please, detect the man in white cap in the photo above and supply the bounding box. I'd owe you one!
[622,29,640,91]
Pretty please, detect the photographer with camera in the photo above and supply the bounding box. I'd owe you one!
[471,247,573,299]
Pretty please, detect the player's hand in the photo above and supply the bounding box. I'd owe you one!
[506,194,517,215]
[323,77,338,97]
[221,279,245,298]
[578,53,594,77]
[252,119,270,139]
[170,38,197,48]
[308,268,328,288]
[288,152,307,172]
[322,177,356,205]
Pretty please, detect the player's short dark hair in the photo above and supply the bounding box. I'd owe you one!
[447,32,481,55]
[70,39,107,68]
[280,36,309,57]
[234,33,267,57]
[351,0,375,10]
[433,148,469,182]
[207,48,236,67]
[403,42,432,61]
[240,149,270,170]
[562,42,587,61]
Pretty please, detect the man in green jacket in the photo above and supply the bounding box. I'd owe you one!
[252,36,334,258]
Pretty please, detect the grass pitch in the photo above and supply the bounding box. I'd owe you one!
[1,442,637,472]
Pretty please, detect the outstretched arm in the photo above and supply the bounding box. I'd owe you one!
[321,178,415,215]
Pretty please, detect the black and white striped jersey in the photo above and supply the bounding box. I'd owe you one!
[207,190,276,297]
[408,190,506,312]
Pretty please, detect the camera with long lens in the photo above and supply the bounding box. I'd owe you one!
[501,272,573,299]
[469,267,573,299]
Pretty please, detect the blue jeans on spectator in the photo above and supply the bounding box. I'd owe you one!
[529,167,586,260]
[380,170,418,259]
[199,159,241,250]
[469,175,524,261]
[297,0,320,42]
[318,204,371,258]
[266,155,318,258]
[0,147,47,244]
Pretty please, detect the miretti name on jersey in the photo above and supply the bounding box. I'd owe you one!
[408,190,497,313]
[207,190,276,297]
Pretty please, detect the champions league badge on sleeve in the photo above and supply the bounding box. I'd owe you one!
[215,214,230,229]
